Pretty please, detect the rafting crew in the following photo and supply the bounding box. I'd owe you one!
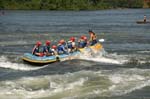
[32,41,44,56]
[89,30,97,46]
[57,39,68,55]
[32,36,96,57]
[31,30,100,57]
[67,37,77,53]
[51,45,58,55]
[43,40,54,56]
[78,35,88,48]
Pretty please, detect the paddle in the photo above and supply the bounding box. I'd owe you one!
[99,39,105,42]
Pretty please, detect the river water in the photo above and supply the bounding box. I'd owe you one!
[0,9,150,99]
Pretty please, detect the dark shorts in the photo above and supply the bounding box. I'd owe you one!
[91,40,97,46]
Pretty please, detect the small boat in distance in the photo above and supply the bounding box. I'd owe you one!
[136,20,150,24]
[136,15,150,24]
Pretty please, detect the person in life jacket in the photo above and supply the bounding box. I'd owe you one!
[67,37,77,53]
[32,41,43,56]
[51,45,58,55]
[57,39,68,55]
[43,40,53,56]
[89,30,97,46]
[78,35,88,48]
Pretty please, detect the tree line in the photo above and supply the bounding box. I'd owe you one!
[0,0,144,10]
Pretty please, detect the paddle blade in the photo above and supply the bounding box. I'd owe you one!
[99,39,105,42]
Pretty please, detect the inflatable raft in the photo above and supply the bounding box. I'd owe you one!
[22,43,103,65]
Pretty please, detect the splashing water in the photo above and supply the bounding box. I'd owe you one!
[79,48,128,65]
[0,69,150,99]
[0,56,47,71]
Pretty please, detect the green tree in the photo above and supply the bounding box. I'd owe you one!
[0,0,144,10]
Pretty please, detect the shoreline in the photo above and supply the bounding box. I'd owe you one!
[1,8,149,11]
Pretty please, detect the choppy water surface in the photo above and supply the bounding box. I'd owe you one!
[0,9,150,99]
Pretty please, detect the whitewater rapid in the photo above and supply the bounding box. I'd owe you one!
[0,69,150,99]
[0,56,47,71]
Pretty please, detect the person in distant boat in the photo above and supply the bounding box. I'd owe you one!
[57,39,68,55]
[32,41,43,56]
[78,36,88,48]
[67,37,77,53]
[51,45,58,55]
[43,40,53,56]
[144,15,146,22]
[89,30,97,46]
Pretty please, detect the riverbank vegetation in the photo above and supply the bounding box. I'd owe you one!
[0,0,144,10]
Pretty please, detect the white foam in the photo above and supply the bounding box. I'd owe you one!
[80,55,125,65]
[106,69,150,96]
[137,51,150,53]
[65,78,87,90]
[1,69,150,98]
[78,48,128,65]
[0,56,46,71]
[109,75,122,84]
[19,74,87,98]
